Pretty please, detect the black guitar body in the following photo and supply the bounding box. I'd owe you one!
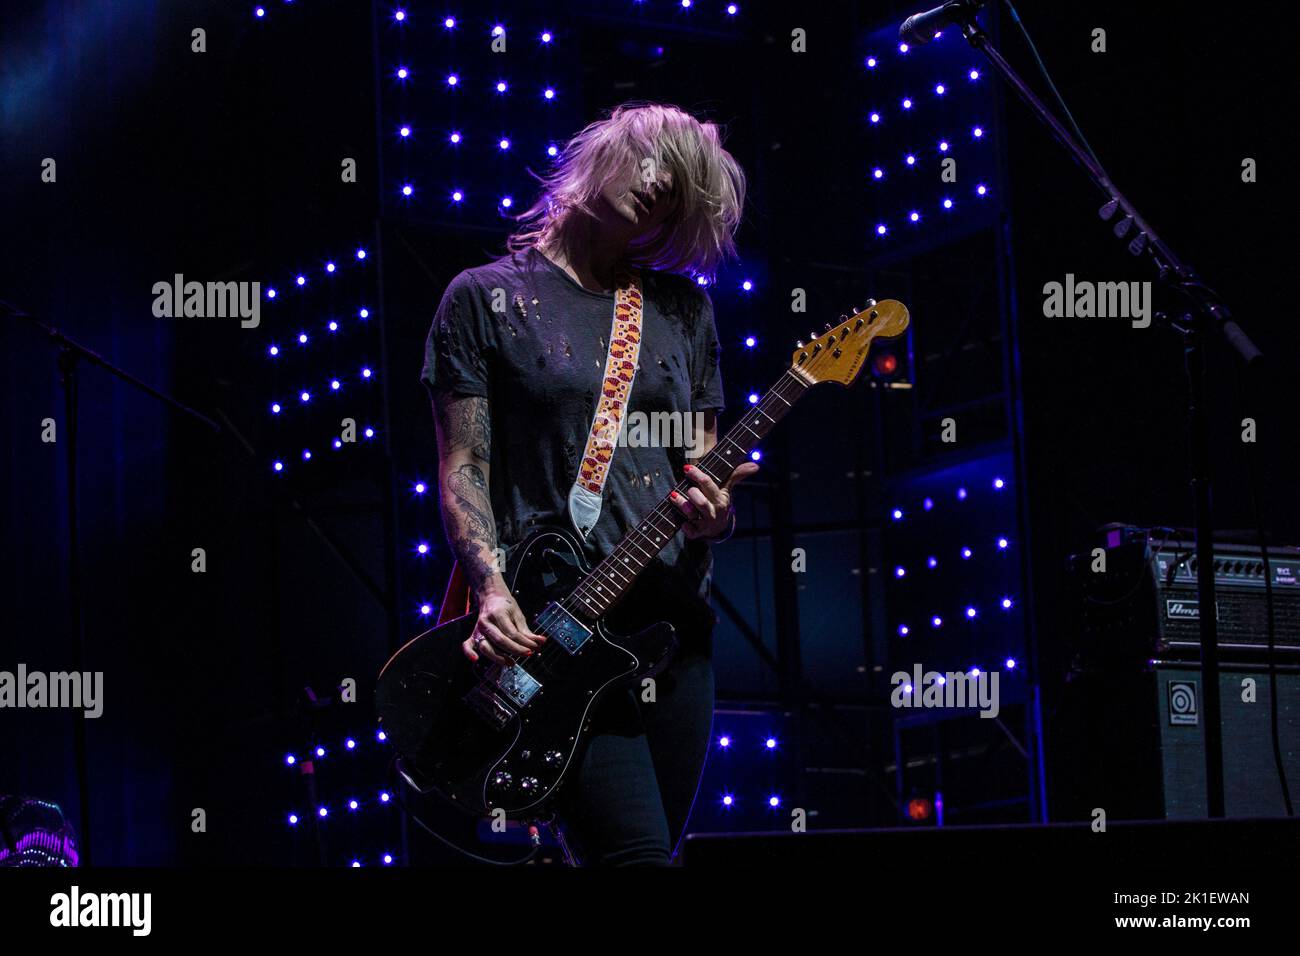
[375,526,677,817]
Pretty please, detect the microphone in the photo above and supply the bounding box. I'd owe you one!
[899,0,984,46]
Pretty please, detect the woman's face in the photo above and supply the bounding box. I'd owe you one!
[597,157,679,237]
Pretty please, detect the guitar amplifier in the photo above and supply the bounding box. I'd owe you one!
[1066,527,1300,665]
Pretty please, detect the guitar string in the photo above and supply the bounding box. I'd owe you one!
[485,368,810,676]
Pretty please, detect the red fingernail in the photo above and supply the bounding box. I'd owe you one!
[684,465,693,472]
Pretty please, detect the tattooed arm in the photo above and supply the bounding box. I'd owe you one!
[432,392,544,662]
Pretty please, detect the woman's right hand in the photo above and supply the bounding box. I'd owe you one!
[461,586,546,664]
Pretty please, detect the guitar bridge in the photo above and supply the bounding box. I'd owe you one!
[463,683,514,729]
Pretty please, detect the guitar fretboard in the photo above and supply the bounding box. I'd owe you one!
[563,368,810,621]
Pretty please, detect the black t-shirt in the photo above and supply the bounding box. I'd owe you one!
[421,247,727,639]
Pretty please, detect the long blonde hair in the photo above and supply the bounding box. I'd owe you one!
[508,103,746,277]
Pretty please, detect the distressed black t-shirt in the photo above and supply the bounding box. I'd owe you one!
[421,247,726,639]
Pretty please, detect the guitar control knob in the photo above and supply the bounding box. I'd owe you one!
[519,750,532,761]
[543,750,563,766]
[492,771,513,788]
[519,776,540,791]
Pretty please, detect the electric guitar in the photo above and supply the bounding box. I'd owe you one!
[375,299,910,816]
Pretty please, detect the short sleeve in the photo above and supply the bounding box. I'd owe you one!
[690,290,725,413]
[421,271,493,398]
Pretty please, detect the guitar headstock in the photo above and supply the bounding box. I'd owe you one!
[789,299,909,386]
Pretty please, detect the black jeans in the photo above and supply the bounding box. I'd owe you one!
[554,643,715,866]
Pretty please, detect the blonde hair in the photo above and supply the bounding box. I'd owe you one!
[508,102,746,277]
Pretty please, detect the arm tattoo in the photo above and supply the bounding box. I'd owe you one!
[444,463,498,590]
[435,391,499,588]
[438,395,491,464]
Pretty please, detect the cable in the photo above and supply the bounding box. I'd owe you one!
[390,760,544,866]
[1236,367,1293,816]
[1001,0,1103,168]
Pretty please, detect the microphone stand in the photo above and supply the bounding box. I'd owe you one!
[938,8,1264,818]
[4,300,221,864]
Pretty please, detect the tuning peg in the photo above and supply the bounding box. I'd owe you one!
[865,298,877,308]
[795,339,804,349]
[824,323,833,332]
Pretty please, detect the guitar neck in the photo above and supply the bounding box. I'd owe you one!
[563,368,812,621]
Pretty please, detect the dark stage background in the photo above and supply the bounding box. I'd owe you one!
[1,0,1295,866]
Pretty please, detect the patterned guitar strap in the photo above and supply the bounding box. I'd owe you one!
[567,267,644,539]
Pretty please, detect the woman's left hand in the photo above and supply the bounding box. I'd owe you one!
[671,461,759,540]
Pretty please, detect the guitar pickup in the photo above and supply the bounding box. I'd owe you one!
[491,662,543,708]
[538,602,593,655]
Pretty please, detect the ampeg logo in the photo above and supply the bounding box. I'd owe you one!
[1168,680,1198,726]
[1165,599,1218,621]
